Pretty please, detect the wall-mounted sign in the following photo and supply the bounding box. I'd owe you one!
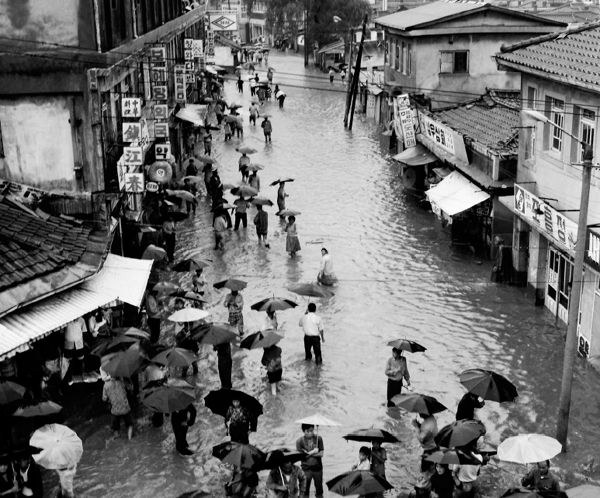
[155,143,171,161]
[585,228,600,273]
[146,181,159,193]
[117,157,128,191]
[123,146,143,166]
[174,65,186,104]
[122,123,141,143]
[419,113,455,154]
[192,40,204,58]
[208,12,237,31]
[394,94,416,148]
[122,98,141,118]
[154,104,169,121]
[154,122,169,138]
[125,172,144,193]
[152,85,168,101]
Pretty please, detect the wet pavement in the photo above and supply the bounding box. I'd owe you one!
[68,52,600,497]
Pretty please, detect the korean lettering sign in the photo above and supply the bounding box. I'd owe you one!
[154,122,169,138]
[192,40,203,58]
[585,228,600,273]
[184,38,194,61]
[155,143,171,160]
[122,123,141,143]
[174,65,186,104]
[393,94,416,148]
[419,113,455,154]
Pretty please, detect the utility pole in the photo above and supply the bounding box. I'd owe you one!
[343,27,354,126]
[304,0,309,67]
[344,14,368,130]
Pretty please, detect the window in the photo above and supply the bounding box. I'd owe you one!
[440,51,469,74]
[551,98,564,152]
[527,87,537,109]
[395,41,400,71]
[385,40,389,65]
[524,127,536,160]
[402,43,410,75]
[580,108,595,161]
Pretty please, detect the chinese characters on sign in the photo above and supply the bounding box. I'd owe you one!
[122,98,141,118]
[123,146,143,166]
[122,123,141,143]
[155,143,171,160]
[419,113,455,154]
[125,173,144,193]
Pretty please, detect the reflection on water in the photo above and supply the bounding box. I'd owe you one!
[72,53,600,497]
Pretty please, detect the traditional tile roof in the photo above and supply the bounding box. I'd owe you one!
[496,21,600,89]
[432,90,520,154]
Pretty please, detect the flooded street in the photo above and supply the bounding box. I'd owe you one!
[73,52,600,497]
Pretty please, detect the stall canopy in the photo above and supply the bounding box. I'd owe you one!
[393,144,437,166]
[0,254,152,361]
[425,171,490,216]
[175,104,208,127]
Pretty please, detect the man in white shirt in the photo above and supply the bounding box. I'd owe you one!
[298,303,324,364]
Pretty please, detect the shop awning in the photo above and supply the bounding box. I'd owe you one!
[175,104,208,127]
[369,87,384,96]
[393,144,437,166]
[426,171,490,216]
[0,255,152,361]
[214,34,243,50]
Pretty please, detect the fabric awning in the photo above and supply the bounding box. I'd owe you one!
[0,254,152,361]
[426,171,490,216]
[393,144,437,166]
[369,87,384,96]
[175,104,208,127]
[214,34,242,50]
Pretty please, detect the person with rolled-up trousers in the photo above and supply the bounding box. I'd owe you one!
[171,403,197,456]
[215,342,233,389]
[298,303,324,364]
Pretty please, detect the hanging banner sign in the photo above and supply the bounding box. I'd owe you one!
[419,113,455,154]
[123,146,143,166]
[184,38,194,61]
[155,143,171,161]
[125,173,145,193]
[585,228,600,273]
[140,117,150,148]
[174,65,186,104]
[192,40,204,58]
[394,94,416,148]
[122,123,141,143]
[122,98,142,118]
[154,122,169,138]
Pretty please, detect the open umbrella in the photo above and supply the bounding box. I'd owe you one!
[270,178,295,186]
[13,401,63,418]
[211,203,235,212]
[435,419,486,449]
[91,334,139,357]
[258,448,305,470]
[289,283,334,298]
[182,176,203,185]
[171,291,207,304]
[251,297,298,312]
[153,282,182,295]
[142,245,168,262]
[30,424,83,470]
[171,259,211,272]
[566,484,600,498]
[168,308,210,322]
[386,339,427,353]
[232,185,259,197]
[230,101,244,109]
[459,368,518,402]
[250,197,274,207]
[165,189,196,203]
[204,389,264,418]
[391,393,447,416]
[101,342,148,378]
[141,378,195,413]
[194,154,220,165]
[261,114,272,118]
[191,322,239,345]
[497,434,562,464]
[268,67,276,72]
[277,209,301,217]
[327,470,393,496]
[247,163,265,172]
[114,327,151,340]
[212,441,265,469]
[236,146,258,155]
[213,278,248,291]
[224,114,239,123]
[240,330,283,350]
[169,212,189,223]
[424,448,484,465]
[343,428,399,444]
[500,489,567,498]
[295,414,341,427]
[0,380,26,405]
[177,492,211,498]
[152,347,198,368]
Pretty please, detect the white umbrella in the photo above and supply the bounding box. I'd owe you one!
[295,413,341,427]
[168,308,210,322]
[497,434,562,464]
[30,423,83,469]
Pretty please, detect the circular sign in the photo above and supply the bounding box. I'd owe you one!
[147,161,173,184]
[146,182,159,193]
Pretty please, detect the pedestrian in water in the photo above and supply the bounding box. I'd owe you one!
[249,101,260,126]
[215,342,233,389]
[182,178,198,216]
[341,69,347,85]
[385,347,410,407]
[203,163,213,196]
[185,158,198,177]
[225,398,256,444]
[236,116,244,139]
[0,456,17,498]
[521,460,561,492]
[450,453,485,498]
[15,455,43,498]
[351,446,371,471]
[370,439,387,480]
[261,116,273,143]
[413,413,438,472]
[102,375,134,440]
[329,68,335,84]
[299,303,324,364]
[257,85,266,105]
[249,170,261,192]
[145,287,162,343]
[213,208,228,251]
[267,68,274,86]
[250,78,257,96]
[203,127,213,156]
[210,171,223,202]
[239,153,251,182]
[253,204,270,248]
[430,464,455,498]
[264,309,278,330]
[277,182,289,215]
[192,268,206,295]
[456,392,485,421]
[225,289,244,336]
[275,85,286,108]
[224,120,232,141]
[162,214,176,262]
[266,460,306,498]
[142,362,166,427]
[215,101,224,125]
[171,402,197,455]
[237,76,244,93]
[317,248,337,286]
[296,424,324,498]
[227,467,259,498]
[234,195,250,230]
[285,216,301,256]
[261,343,283,395]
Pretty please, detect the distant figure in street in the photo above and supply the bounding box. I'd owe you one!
[234,195,250,230]
[237,76,244,93]
[162,215,176,262]
[261,344,282,395]
[182,178,198,215]
[224,121,233,141]
[491,236,512,283]
[250,78,257,96]
[277,183,289,215]
[299,303,324,364]
[253,204,270,248]
[145,288,162,343]
[249,102,260,125]
[102,376,134,440]
[261,116,273,143]
[275,85,286,108]
[203,163,213,196]
[215,102,224,125]
[225,289,244,336]
[239,153,251,182]
[171,402,197,456]
[521,460,561,492]
[371,440,387,484]
[264,310,278,330]
[213,209,228,251]
[296,424,324,498]
[329,68,335,83]
[341,69,347,85]
[257,86,266,105]
[236,116,244,139]
[203,127,213,156]
[192,268,206,295]
[267,68,274,86]
[249,171,260,192]
[285,216,301,256]
[385,347,410,407]
[185,158,198,177]
[351,446,371,471]
[266,460,306,498]
[215,342,233,389]
[456,392,485,421]
[413,413,438,472]
[317,248,337,286]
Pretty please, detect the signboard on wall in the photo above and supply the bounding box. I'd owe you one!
[418,112,469,164]
[394,94,416,148]
[122,123,141,143]
[585,228,600,273]
[514,184,578,255]
[192,40,204,58]
[208,12,237,31]
[174,65,186,104]
[155,143,171,161]
[122,98,142,118]
[125,173,144,193]
[123,146,143,166]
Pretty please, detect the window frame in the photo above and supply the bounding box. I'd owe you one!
[551,97,565,152]
[580,107,595,162]
[439,50,469,74]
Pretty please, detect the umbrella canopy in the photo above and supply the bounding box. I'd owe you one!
[459,368,518,403]
[295,414,341,427]
[278,209,301,217]
[91,334,139,356]
[230,101,243,109]
[171,291,207,304]
[13,401,63,418]
[177,491,211,498]
[236,146,258,155]
[192,322,239,345]
[258,448,305,470]
[566,484,600,498]
[213,278,248,291]
[500,489,568,498]
[101,343,148,378]
[142,245,168,262]
[343,428,399,444]
[152,347,198,368]
[0,380,26,405]
[204,389,263,418]
[435,419,486,449]
[182,176,203,185]
[270,178,294,186]
[250,197,274,207]
[30,424,83,470]
[268,67,276,71]
[251,297,298,312]
[386,339,427,353]
[115,327,151,340]
[194,155,219,165]
[153,282,183,295]
[497,434,562,464]
[169,212,189,223]
[261,114,272,118]
[424,448,483,465]
[391,393,447,416]
[168,308,210,322]
[165,189,196,203]
[240,330,283,350]
[288,283,334,298]
[141,379,195,413]
[232,185,259,197]
[224,114,239,123]
[171,259,211,272]
[247,163,265,172]
[212,441,265,469]
[327,470,393,496]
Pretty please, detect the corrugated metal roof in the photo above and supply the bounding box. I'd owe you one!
[318,40,345,54]
[375,1,488,30]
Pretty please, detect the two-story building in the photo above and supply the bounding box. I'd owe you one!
[496,21,600,359]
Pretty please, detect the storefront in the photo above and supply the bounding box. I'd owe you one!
[579,228,600,359]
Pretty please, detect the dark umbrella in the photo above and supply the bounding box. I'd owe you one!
[0,446,42,461]
[232,185,259,197]
[12,401,63,418]
[212,441,265,469]
[141,379,195,413]
[113,327,150,340]
[435,419,486,449]
[240,331,283,350]
[170,291,207,304]
[327,471,394,496]
[424,448,483,465]
[386,339,427,353]
[566,484,600,498]
[224,115,238,123]
[204,389,263,418]
[101,343,148,378]
[191,322,239,345]
[91,335,139,357]
[177,492,211,498]
[169,212,189,223]
[250,197,274,207]
[270,178,294,186]
[500,489,568,498]
[256,448,305,470]
[0,380,26,405]
[236,146,258,155]
[151,347,198,368]
[277,209,301,217]
[213,278,248,291]
[288,283,334,298]
[171,259,211,272]
[391,393,447,416]
[459,368,518,403]
[251,297,298,312]
[343,428,399,444]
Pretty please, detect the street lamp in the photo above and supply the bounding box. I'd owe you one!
[522,109,594,451]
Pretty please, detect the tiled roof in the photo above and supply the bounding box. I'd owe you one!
[432,90,520,154]
[496,21,600,89]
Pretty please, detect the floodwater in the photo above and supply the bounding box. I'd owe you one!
[70,52,600,497]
